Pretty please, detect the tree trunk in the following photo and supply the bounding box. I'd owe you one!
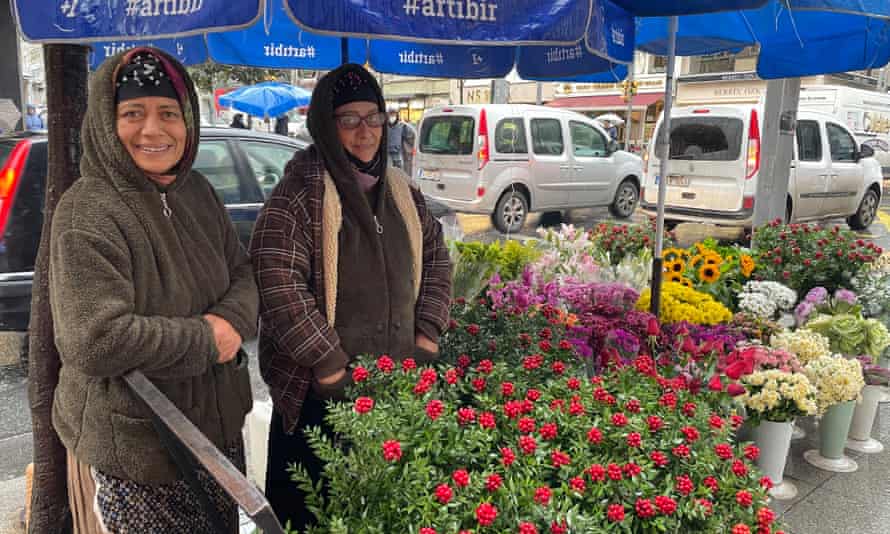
[28,44,89,534]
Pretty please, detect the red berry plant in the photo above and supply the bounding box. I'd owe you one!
[291,304,777,533]
[752,220,878,295]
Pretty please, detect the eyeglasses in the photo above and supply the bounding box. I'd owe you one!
[334,111,387,130]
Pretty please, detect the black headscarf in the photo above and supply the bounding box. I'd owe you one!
[307,64,388,185]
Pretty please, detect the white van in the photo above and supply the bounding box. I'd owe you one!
[640,105,882,230]
[414,104,643,233]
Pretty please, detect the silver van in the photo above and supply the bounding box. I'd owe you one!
[640,105,882,230]
[414,104,643,233]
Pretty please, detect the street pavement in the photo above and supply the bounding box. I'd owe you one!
[4,205,890,533]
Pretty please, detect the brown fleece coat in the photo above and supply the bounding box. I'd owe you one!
[48,47,258,485]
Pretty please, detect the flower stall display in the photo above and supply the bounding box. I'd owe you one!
[803,355,866,472]
[293,345,778,533]
[637,282,733,326]
[737,282,797,322]
[845,356,890,454]
[450,240,542,301]
[769,329,832,366]
[793,287,859,326]
[752,220,879,295]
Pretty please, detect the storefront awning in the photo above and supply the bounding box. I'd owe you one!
[546,93,663,111]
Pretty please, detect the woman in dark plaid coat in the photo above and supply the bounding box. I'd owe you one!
[249,63,452,530]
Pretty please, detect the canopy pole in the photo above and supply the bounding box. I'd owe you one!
[650,16,678,318]
[341,37,349,64]
[624,63,634,150]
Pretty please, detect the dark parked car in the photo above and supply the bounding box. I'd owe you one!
[0,127,461,366]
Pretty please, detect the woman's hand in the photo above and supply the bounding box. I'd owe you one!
[204,314,242,364]
[416,333,438,353]
[317,368,347,385]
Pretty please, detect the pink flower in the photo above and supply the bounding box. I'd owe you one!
[486,473,503,492]
[501,382,515,396]
[627,432,642,448]
[534,486,552,505]
[401,358,417,371]
[475,502,497,526]
[354,397,374,414]
[519,435,537,455]
[434,484,452,504]
[708,374,724,392]
[587,463,606,482]
[457,407,477,425]
[569,477,586,492]
[540,422,559,440]
[736,490,753,507]
[382,440,402,462]
[518,522,538,534]
[376,355,395,373]
[587,427,603,444]
[655,496,677,515]
[426,399,444,420]
[648,415,664,432]
[611,412,628,427]
[452,469,470,487]
[478,411,497,429]
[607,504,625,522]
[550,450,571,468]
[501,447,516,467]
[727,383,747,396]
[352,366,369,382]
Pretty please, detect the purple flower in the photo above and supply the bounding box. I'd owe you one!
[834,289,858,305]
[805,287,828,304]
[795,301,815,325]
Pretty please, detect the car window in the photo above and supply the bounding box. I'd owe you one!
[193,140,243,204]
[827,123,857,162]
[656,117,743,161]
[241,140,298,198]
[419,116,475,155]
[494,118,528,154]
[570,121,608,157]
[796,120,822,162]
[531,118,564,156]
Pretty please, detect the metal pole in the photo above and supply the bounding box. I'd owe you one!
[624,64,634,150]
[650,16,678,317]
[536,81,543,106]
[341,37,349,65]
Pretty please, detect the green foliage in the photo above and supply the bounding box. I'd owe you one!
[187,63,290,94]
[449,240,540,301]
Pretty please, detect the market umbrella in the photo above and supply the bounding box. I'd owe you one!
[88,36,209,71]
[218,81,312,118]
[207,0,632,80]
[596,113,626,123]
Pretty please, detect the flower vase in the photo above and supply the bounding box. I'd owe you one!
[879,349,890,403]
[752,420,797,500]
[846,385,885,454]
[804,400,859,473]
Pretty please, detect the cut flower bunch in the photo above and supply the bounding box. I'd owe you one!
[804,355,866,414]
[637,282,733,326]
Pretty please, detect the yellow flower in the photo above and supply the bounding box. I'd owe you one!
[698,264,720,283]
[663,247,686,262]
[704,253,723,266]
[664,258,686,274]
[689,254,705,269]
[680,277,694,288]
[668,273,683,283]
[740,254,755,277]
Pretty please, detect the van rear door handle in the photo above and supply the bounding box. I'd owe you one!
[559,165,571,170]
[830,174,839,179]
[573,166,584,171]
[818,174,829,179]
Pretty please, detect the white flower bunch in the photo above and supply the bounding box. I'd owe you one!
[852,267,890,320]
[770,328,832,366]
[534,224,600,283]
[804,354,866,414]
[738,281,798,320]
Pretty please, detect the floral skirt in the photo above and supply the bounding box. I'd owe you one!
[67,442,244,534]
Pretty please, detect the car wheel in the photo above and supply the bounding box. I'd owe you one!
[609,179,639,219]
[493,189,528,234]
[847,189,879,230]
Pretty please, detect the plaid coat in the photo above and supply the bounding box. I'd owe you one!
[249,147,452,432]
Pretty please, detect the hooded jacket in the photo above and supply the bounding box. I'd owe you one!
[49,47,258,485]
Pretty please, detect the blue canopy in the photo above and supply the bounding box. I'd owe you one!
[89,36,208,71]
[13,0,262,43]
[612,0,768,16]
[206,0,626,81]
[790,0,890,18]
[634,1,890,79]
[285,0,597,46]
[218,82,312,118]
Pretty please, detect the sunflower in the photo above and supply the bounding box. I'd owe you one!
[704,253,723,266]
[680,277,694,288]
[740,254,755,277]
[664,258,686,274]
[699,264,721,283]
[668,273,684,283]
[689,254,705,269]
[663,247,687,262]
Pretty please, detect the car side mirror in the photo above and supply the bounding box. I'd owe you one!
[858,144,875,160]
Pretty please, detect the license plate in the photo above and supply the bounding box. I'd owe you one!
[667,175,689,187]
[419,169,440,181]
